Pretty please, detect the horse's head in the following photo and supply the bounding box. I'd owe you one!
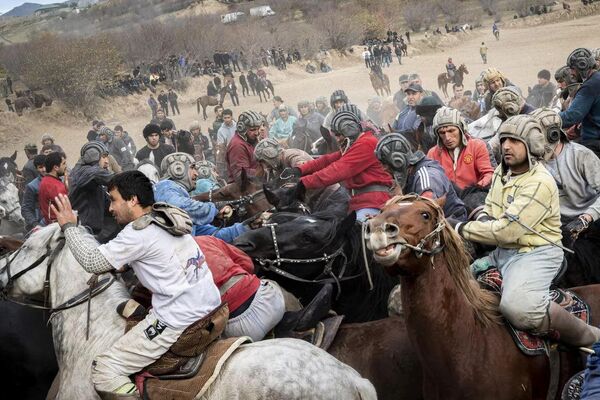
[366,195,447,276]
[459,64,469,74]
[136,160,160,184]
[0,178,25,226]
[264,182,310,214]
[0,224,63,299]
[234,212,355,260]
[0,151,18,180]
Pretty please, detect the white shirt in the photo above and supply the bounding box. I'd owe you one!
[99,224,221,329]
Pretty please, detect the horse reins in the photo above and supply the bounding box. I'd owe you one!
[255,222,362,296]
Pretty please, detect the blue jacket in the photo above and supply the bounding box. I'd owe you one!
[153,179,247,243]
[560,71,600,141]
[406,158,468,221]
[22,177,43,230]
[393,106,420,132]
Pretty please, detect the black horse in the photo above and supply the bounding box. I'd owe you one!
[263,181,350,219]
[255,79,275,103]
[234,211,398,323]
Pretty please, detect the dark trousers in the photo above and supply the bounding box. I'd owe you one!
[230,92,239,106]
[241,83,249,97]
[160,102,169,115]
[170,101,180,115]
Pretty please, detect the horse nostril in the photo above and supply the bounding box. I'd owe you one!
[384,223,399,238]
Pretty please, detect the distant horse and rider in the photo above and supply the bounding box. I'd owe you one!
[437,63,469,98]
[369,72,391,97]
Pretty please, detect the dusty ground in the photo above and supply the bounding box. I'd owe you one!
[1,11,600,166]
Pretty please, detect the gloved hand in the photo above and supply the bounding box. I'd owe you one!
[218,205,234,219]
[566,215,591,239]
[280,167,302,180]
[320,126,333,144]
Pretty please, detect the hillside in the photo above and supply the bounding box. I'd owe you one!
[1,2,45,18]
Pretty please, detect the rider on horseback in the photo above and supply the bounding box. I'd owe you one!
[446,57,457,82]
[375,133,467,221]
[51,171,222,399]
[453,115,600,348]
[153,152,248,243]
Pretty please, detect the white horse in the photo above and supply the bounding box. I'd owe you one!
[136,161,160,184]
[0,224,376,400]
[0,176,25,236]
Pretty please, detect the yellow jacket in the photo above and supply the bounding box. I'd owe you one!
[461,162,562,253]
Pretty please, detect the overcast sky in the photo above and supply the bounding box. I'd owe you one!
[0,1,61,15]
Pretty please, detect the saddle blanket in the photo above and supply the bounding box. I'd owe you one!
[137,336,251,400]
[477,268,590,356]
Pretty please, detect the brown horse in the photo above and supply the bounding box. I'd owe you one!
[196,87,228,120]
[370,72,391,97]
[193,170,271,221]
[437,64,469,98]
[367,194,600,400]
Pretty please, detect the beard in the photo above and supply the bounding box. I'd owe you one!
[247,136,258,145]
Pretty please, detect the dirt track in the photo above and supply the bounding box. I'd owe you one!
[2,12,600,165]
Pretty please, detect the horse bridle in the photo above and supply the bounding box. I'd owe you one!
[212,189,266,217]
[255,222,362,295]
[0,238,115,338]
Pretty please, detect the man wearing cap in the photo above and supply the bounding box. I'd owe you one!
[427,107,494,191]
[226,110,263,182]
[69,141,114,236]
[527,69,556,108]
[533,108,600,285]
[136,124,175,169]
[269,104,297,140]
[154,152,247,243]
[375,133,467,221]
[414,95,445,153]
[22,154,47,231]
[559,48,600,141]
[408,73,444,104]
[285,106,392,221]
[393,74,410,111]
[268,96,297,123]
[392,83,424,132]
[22,143,39,185]
[98,126,135,171]
[87,120,105,142]
[453,115,600,348]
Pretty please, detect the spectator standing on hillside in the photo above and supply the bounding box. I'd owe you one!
[114,125,137,159]
[239,73,250,97]
[148,95,158,119]
[362,48,372,69]
[394,44,402,65]
[136,124,175,168]
[226,79,240,106]
[217,109,237,177]
[158,90,169,116]
[150,109,176,130]
[405,31,411,44]
[168,89,180,115]
[480,42,488,64]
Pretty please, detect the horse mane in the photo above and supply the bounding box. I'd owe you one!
[389,195,501,327]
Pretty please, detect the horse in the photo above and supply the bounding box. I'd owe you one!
[255,79,274,103]
[234,211,399,323]
[369,72,391,97]
[437,63,469,98]
[196,87,228,120]
[135,159,160,184]
[0,224,376,400]
[193,169,271,222]
[0,238,58,400]
[0,176,26,236]
[366,194,600,400]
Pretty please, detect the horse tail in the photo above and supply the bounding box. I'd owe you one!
[197,98,200,114]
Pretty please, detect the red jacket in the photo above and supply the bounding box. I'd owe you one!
[299,131,392,211]
[226,133,258,182]
[194,236,260,313]
[426,136,494,190]
[38,175,67,224]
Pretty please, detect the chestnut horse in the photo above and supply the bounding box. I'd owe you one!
[369,72,391,97]
[367,194,600,400]
[437,64,469,98]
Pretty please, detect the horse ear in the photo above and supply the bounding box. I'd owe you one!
[10,151,17,161]
[240,169,248,192]
[263,184,279,207]
[434,195,447,209]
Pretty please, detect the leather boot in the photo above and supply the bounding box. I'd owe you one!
[275,283,333,335]
[547,302,600,347]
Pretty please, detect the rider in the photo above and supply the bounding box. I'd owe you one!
[453,115,600,347]
[315,96,331,117]
[375,133,467,221]
[323,89,349,130]
[97,126,135,171]
[51,171,222,399]
[393,74,410,111]
[226,110,262,182]
[153,152,248,243]
[427,107,495,191]
[559,48,600,141]
[292,99,325,149]
[285,106,392,221]
[551,65,580,114]
[532,108,600,282]
[68,141,114,237]
[392,83,424,132]
[446,57,457,82]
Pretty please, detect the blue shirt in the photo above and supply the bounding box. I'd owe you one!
[560,71,600,141]
[393,106,420,132]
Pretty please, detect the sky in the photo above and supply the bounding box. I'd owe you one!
[0,1,61,15]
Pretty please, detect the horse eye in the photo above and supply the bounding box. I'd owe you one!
[421,212,431,220]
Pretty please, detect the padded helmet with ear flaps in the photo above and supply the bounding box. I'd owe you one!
[498,115,546,169]
[80,141,108,165]
[492,87,525,120]
[567,48,596,81]
[236,110,263,141]
[482,67,506,88]
[432,107,468,147]
[330,109,362,141]
[375,133,425,188]
[530,108,567,160]
[254,137,282,169]
[160,152,196,191]
[330,89,349,108]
